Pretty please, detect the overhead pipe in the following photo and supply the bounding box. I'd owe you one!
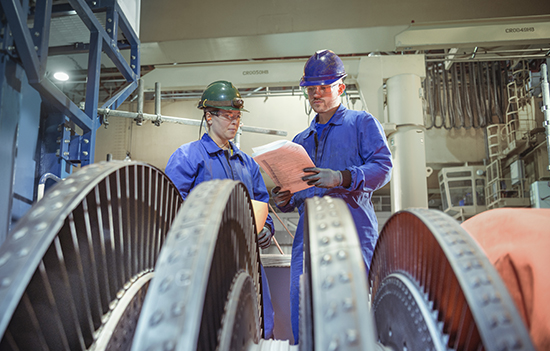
[426,54,549,63]
[102,80,287,136]
[425,47,550,57]
[96,108,287,136]
[161,89,317,99]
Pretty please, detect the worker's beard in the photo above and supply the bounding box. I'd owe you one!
[310,96,340,114]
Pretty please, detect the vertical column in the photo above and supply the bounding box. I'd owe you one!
[155,82,161,117]
[386,74,428,212]
[541,63,550,173]
[83,29,102,166]
[0,61,21,243]
[136,78,144,126]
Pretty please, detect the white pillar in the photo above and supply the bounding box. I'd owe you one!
[386,74,428,212]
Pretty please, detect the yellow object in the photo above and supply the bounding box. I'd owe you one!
[251,200,268,234]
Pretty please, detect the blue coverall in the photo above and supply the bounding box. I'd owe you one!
[165,133,275,339]
[276,105,393,344]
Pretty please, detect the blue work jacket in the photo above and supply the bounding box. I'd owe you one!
[165,133,274,233]
[280,104,392,265]
[278,104,392,344]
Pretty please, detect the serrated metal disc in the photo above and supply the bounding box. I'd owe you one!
[0,161,182,350]
[369,208,535,351]
[131,180,263,351]
[302,196,378,351]
[217,271,261,351]
[372,273,446,351]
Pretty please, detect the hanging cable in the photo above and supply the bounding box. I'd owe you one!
[424,64,436,129]
[469,62,480,128]
[442,66,454,130]
[434,64,445,128]
[460,62,474,129]
[478,62,488,127]
[421,69,433,129]
[503,61,510,117]
[497,61,507,121]
[459,62,472,129]
[424,59,511,130]
[491,62,504,123]
[452,64,465,129]
[485,62,494,124]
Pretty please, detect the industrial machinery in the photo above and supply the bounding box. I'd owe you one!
[0,162,182,350]
[0,162,536,351]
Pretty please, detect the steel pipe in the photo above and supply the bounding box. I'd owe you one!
[97,108,288,136]
[154,82,161,117]
[426,54,550,62]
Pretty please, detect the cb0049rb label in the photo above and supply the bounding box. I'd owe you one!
[505,27,535,33]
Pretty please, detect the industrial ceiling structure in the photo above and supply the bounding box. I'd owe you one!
[41,1,550,103]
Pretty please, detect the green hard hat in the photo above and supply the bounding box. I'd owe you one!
[198,80,247,111]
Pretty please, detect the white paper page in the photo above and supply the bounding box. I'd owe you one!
[253,141,315,193]
[252,139,289,156]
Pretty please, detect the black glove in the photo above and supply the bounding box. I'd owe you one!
[302,167,343,188]
[271,186,292,207]
[258,225,272,249]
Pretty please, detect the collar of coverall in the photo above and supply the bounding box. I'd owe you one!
[201,133,243,158]
[304,104,346,139]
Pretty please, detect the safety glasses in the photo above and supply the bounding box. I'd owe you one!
[210,110,242,122]
[303,83,340,96]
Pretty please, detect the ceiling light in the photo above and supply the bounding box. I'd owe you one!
[53,72,69,81]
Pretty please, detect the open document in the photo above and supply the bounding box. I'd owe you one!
[252,140,315,194]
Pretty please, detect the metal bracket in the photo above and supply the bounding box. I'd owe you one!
[56,124,72,161]
[135,112,144,126]
[103,108,110,128]
[154,114,162,127]
[55,125,90,164]
[68,135,83,163]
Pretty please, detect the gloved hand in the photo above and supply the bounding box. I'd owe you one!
[271,186,292,207]
[258,225,272,249]
[302,167,343,188]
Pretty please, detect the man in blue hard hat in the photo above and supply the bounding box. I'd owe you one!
[272,50,393,343]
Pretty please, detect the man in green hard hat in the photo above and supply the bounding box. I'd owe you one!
[165,80,275,338]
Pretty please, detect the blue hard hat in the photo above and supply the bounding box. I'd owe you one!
[299,49,347,87]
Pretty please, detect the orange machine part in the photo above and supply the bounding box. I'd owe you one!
[461,208,550,351]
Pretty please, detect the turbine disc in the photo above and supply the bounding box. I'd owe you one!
[369,208,535,351]
[131,180,263,351]
[0,161,182,350]
[302,196,378,351]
